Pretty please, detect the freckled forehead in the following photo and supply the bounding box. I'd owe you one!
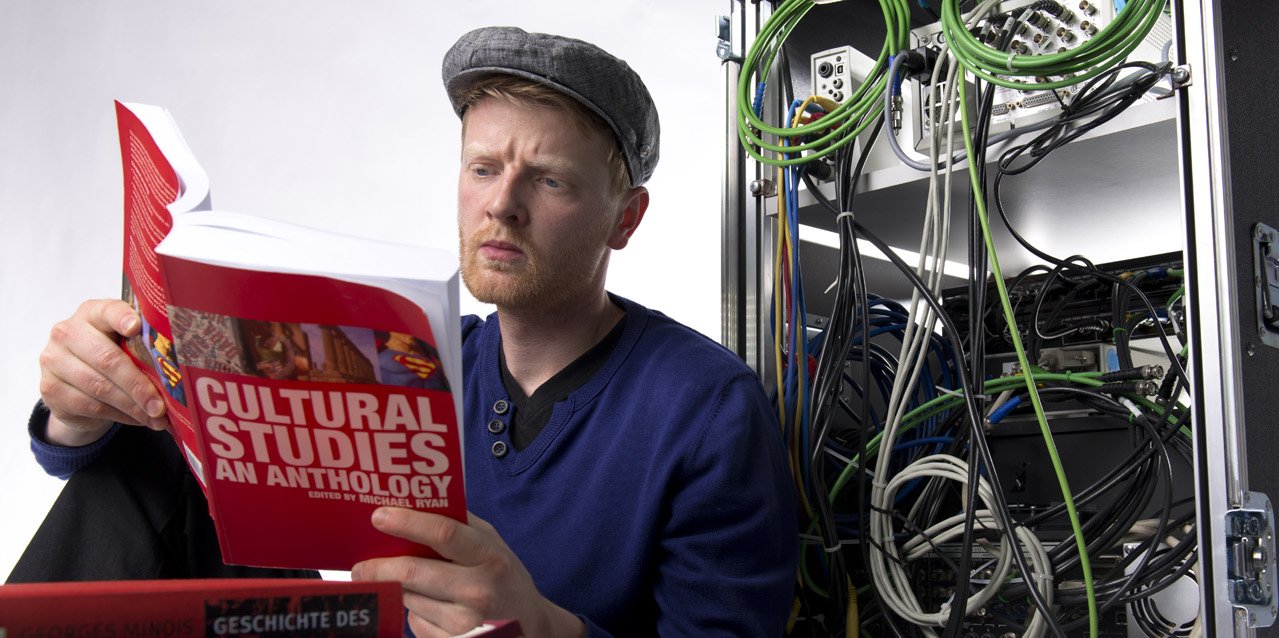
[460,99,612,171]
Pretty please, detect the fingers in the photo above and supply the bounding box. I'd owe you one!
[353,556,492,636]
[403,591,484,638]
[40,338,161,427]
[81,298,145,339]
[353,508,503,605]
[352,555,468,612]
[370,507,496,566]
[38,299,168,433]
[352,509,566,637]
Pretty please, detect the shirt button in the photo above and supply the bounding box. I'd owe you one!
[493,399,510,415]
[491,440,508,458]
[487,419,506,434]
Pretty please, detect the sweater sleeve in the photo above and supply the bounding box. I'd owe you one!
[654,374,798,636]
[28,399,122,479]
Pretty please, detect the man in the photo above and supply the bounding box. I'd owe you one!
[19,27,797,636]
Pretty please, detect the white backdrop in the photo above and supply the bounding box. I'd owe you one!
[0,1,728,580]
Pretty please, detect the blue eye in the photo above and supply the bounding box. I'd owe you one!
[541,177,561,189]
[471,166,492,177]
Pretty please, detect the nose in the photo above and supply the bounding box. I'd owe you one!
[485,173,525,225]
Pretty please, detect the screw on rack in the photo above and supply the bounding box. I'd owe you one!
[749,179,777,198]
[1171,65,1192,87]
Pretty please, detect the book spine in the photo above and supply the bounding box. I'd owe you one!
[114,100,210,497]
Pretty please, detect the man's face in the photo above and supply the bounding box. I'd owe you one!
[457,97,626,312]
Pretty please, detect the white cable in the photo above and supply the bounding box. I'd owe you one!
[869,454,1053,633]
[865,3,1002,629]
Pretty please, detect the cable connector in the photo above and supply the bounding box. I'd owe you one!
[987,395,1024,426]
[802,158,835,182]
[1154,356,1185,405]
[1101,380,1159,396]
[898,46,943,84]
[1098,364,1165,383]
[1033,0,1066,17]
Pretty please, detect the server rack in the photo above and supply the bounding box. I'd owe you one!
[720,0,1278,635]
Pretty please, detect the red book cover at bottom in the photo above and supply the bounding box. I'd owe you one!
[0,578,405,637]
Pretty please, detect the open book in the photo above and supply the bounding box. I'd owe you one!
[114,101,465,571]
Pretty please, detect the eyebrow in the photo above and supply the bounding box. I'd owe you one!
[461,143,583,178]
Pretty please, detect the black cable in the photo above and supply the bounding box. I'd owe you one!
[1030,256,1105,353]
[1041,391,1176,617]
[991,61,1188,389]
[779,43,852,633]
[982,263,1054,348]
[941,14,1016,636]
[807,113,886,634]
[1055,509,1197,621]
[996,387,1192,618]
[1018,395,1189,531]
[986,66,1198,616]
[802,171,1066,637]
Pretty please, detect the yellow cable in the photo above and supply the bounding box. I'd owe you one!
[846,578,859,637]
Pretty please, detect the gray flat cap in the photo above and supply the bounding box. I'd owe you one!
[442,26,660,187]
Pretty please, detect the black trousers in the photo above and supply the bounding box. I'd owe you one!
[7,425,317,583]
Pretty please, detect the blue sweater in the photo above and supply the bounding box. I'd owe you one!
[31,295,797,636]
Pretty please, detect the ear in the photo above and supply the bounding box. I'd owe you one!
[607,186,649,250]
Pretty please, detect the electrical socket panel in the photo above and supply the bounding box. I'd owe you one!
[810,45,875,105]
[806,45,890,176]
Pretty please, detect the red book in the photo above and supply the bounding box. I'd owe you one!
[0,578,405,637]
[113,101,466,571]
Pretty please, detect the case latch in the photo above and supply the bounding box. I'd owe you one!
[1254,223,1279,349]
[1227,491,1278,627]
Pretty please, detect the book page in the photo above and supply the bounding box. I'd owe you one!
[156,211,463,428]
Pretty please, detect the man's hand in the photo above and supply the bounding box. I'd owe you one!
[351,508,585,638]
[38,299,170,446]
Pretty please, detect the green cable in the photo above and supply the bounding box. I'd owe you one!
[735,0,910,166]
[736,0,1165,166]
[957,76,1099,638]
[1166,285,1185,313]
[820,368,1193,583]
[817,372,1190,633]
[736,0,1165,164]
[741,3,1172,629]
[826,371,1113,501]
[947,0,1158,73]
[800,544,829,598]
[940,0,1164,91]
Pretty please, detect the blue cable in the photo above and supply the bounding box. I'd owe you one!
[781,100,816,498]
[891,52,906,95]
[987,395,1024,425]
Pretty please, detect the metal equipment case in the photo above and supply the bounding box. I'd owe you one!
[720,1,1279,634]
